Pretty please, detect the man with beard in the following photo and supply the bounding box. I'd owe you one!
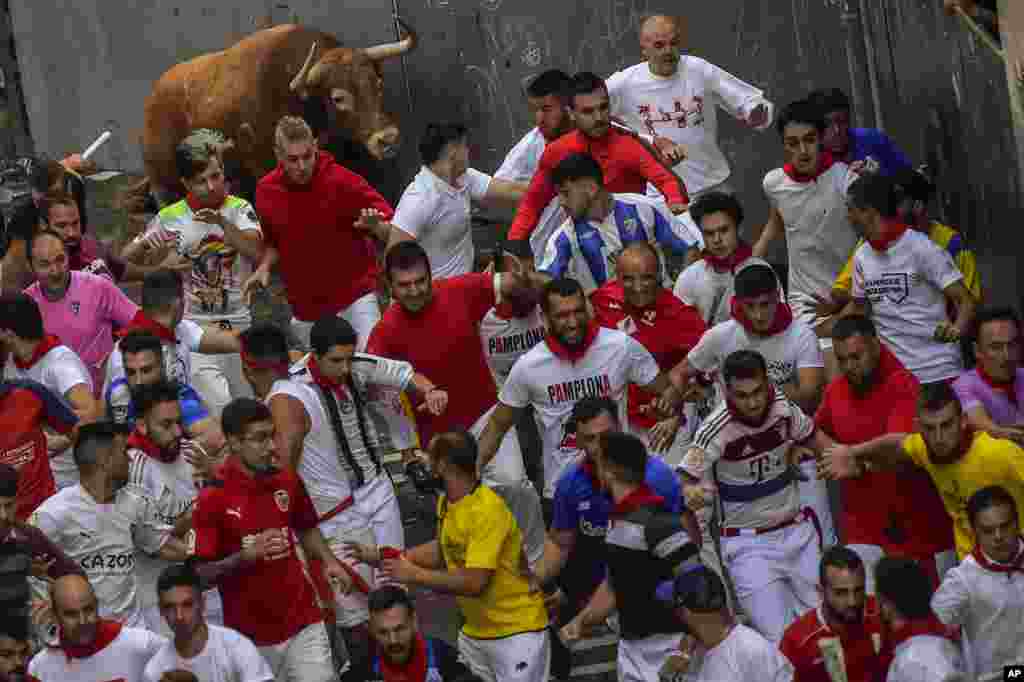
[124,133,264,417]
[366,586,479,682]
[590,241,706,461]
[476,277,680,502]
[0,292,97,490]
[495,70,574,260]
[539,153,697,295]
[954,307,1024,442]
[190,398,349,682]
[607,14,773,200]
[27,574,166,682]
[507,72,689,245]
[39,192,120,283]
[30,422,188,628]
[25,231,138,395]
[0,615,31,682]
[144,564,273,682]
[815,315,953,590]
[780,546,886,682]
[125,382,222,636]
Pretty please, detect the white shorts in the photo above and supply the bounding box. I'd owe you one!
[471,404,526,488]
[191,346,253,418]
[258,621,336,682]
[292,291,381,352]
[721,512,822,643]
[320,474,404,628]
[457,629,550,682]
[617,632,683,682]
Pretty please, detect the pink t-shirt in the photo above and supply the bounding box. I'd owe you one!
[25,271,138,391]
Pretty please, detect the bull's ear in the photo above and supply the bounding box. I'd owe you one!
[290,41,319,94]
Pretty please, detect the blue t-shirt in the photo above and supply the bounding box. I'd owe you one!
[551,455,681,604]
[848,128,912,177]
[105,377,209,428]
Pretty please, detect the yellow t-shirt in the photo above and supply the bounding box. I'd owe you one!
[437,485,548,639]
[833,223,982,300]
[902,431,1024,558]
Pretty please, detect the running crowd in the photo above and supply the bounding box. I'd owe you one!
[1,12,1023,682]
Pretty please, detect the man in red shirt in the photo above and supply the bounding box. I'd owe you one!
[507,72,688,242]
[247,115,401,352]
[0,380,79,519]
[589,241,705,462]
[781,546,887,682]
[191,397,350,682]
[366,241,545,486]
[814,315,954,589]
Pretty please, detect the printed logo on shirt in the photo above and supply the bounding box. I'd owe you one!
[546,374,612,404]
[0,441,34,469]
[637,97,704,136]
[274,489,290,512]
[621,217,638,236]
[863,272,910,305]
[766,361,796,387]
[580,517,607,537]
[488,328,545,356]
[70,301,81,315]
[79,552,135,573]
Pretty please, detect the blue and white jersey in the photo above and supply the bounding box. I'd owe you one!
[539,193,696,293]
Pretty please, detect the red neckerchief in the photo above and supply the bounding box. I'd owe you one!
[612,482,665,515]
[223,454,285,492]
[185,191,227,212]
[13,335,61,371]
[977,364,1018,406]
[726,383,777,428]
[118,310,177,343]
[580,457,601,488]
[60,619,122,660]
[704,242,754,274]
[866,218,910,253]
[971,537,1024,574]
[886,614,956,651]
[783,152,835,182]
[546,321,600,364]
[308,355,350,400]
[127,429,176,464]
[378,632,428,682]
[730,296,793,337]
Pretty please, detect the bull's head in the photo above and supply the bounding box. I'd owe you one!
[290,19,417,161]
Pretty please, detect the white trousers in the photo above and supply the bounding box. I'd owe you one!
[457,629,550,682]
[258,621,337,682]
[798,460,838,548]
[617,632,684,682]
[191,348,253,418]
[292,291,381,352]
[320,474,404,628]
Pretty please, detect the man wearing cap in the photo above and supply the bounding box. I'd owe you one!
[657,564,793,681]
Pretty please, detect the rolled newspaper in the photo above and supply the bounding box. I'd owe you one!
[81,130,112,160]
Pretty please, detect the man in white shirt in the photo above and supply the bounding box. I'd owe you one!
[607,14,773,200]
[494,69,575,262]
[122,134,265,416]
[0,292,96,489]
[385,122,526,279]
[876,557,965,682]
[753,99,861,373]
[239,320,445,680]
[674,191,758,326]
[145,564,273,682]
[538,153,696,294]
[932,485,1024,681]
[30,422,189,629]
[655,563,794,681]
[845,173,975,386]
[29,574,166,682]
[678,350,836,644]
[476,277,680,501]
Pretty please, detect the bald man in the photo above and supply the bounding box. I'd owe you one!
[28,575,165,682]
[606,14,774,199]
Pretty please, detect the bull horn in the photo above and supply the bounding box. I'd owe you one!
[290,41,319,93]
[363,17,417,62]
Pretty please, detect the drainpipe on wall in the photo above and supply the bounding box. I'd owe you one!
[855,0,886,131]
[839,0,875,129]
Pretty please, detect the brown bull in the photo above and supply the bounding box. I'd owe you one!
[137,19,416,205]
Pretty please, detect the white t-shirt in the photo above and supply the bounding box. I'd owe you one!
[143,624,274,682]
[608,58,773,196]
[494,127,546,182]
[931,548,1024,681]
[479,305,547,389]
[687,318,824,392]
[763,164,860,328]
[681,392,814,528]
[31,484,171,628]
[29,626,166,682]
[886,634,965,682]
[852,230,964,384]
[673,255,766,326]
[142,196,262,326]
[392,165,492,279]
[684,624,794,682]
[499,327,661,497]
